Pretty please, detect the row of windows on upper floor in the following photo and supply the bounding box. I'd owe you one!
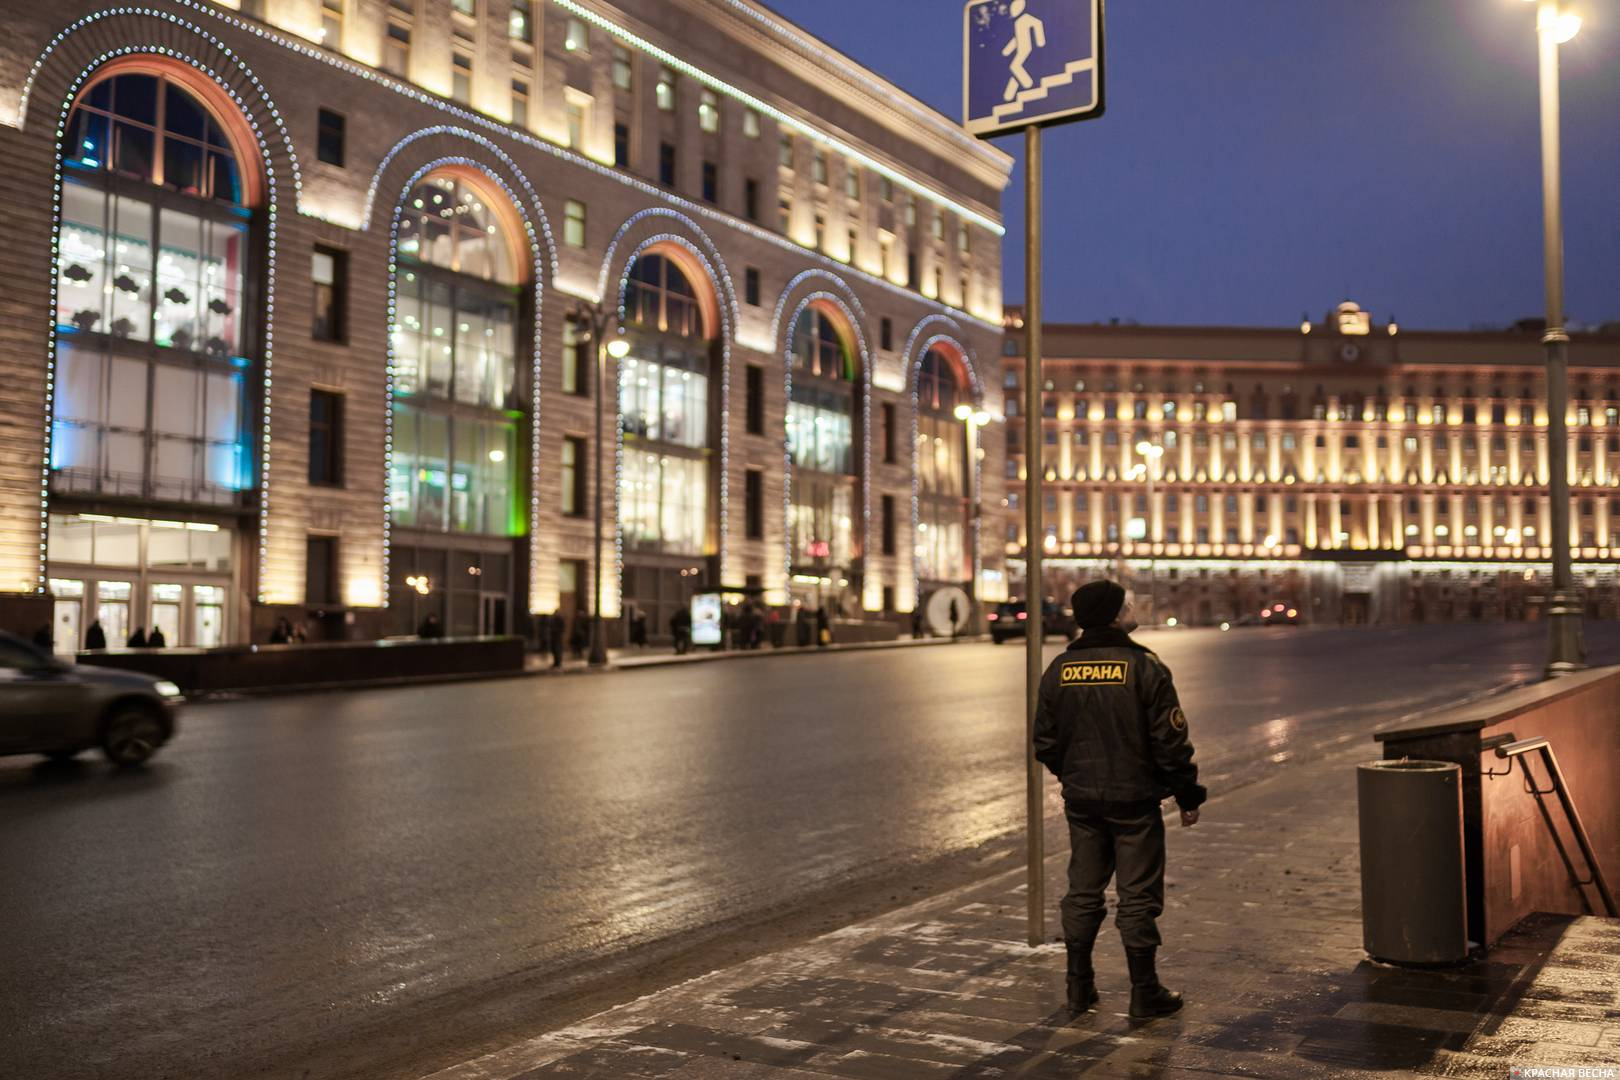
[1015,491,1620,516]
[1004,395,1620,427]
[294,2,982,293]
[1008,430,1620,456]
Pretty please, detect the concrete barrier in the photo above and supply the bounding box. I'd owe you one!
[1376,666,1620,947]
[76,636,527,694]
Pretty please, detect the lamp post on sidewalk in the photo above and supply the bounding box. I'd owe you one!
[1524,0,1585,677]
[955,403,992,623]
[572,300,631,667]
[1133,440,1164,626]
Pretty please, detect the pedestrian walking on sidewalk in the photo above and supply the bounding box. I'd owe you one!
[548,612,565,669]
[1033,579,1207,1021]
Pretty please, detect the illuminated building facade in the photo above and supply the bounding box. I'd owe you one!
[0,0,1012,647]
[1003,303,1620,625]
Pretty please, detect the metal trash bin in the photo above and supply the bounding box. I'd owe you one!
[1356,759,1468,965]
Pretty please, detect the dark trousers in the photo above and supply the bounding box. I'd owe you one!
[1061,801,1166,951]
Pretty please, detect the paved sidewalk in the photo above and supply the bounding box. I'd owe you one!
[425,737,1619,1080]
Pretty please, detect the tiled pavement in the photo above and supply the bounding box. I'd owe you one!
[425,741,1620,1080]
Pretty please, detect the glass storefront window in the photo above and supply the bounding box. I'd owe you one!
[918,415,966,497]
[916,348,970,583]
[391,404,517,536]
[620,354,707,449]
[621,449,706,553]
[787,395,854,476]
[97,580,132,645]
[194,585,224,647]
[54,72,255,508]
[790,478,853,569]
[915,515,966,583]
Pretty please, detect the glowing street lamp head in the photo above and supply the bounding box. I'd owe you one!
[972,410,991,427]
[606,336,631,359]
[954,403,974,421]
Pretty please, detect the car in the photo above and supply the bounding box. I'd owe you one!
[1256,602,1301,626]
[988,600,1077,644]
[0,632,183,766]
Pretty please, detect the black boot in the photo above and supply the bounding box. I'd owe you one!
[1065,934,1099,1013]
[1126,947,1183,1020]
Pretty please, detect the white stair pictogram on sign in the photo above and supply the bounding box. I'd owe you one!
[991,57,1095,122]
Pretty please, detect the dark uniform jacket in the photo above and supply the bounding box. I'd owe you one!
[1033,627,1207,812]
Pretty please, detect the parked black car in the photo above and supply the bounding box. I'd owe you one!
[0,632,183,765]
[988,600,1077,644]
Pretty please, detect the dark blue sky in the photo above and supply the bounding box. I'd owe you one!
[762,1,1619,330]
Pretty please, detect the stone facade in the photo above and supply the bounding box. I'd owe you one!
[0,0,1012,646]
[1003,303,1620,625]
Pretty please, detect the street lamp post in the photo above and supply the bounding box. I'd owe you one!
[1527,0,1585,677]
[573,300,630,667]
[1134,440,1164,626]
[955,403,992,627]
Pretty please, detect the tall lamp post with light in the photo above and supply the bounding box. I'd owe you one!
[1524,0,1585,676]
[954,403,992,625]
[1133,439,1164,625]
[572,300,631,667]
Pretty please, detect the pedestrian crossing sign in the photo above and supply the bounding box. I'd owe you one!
[963,0,1104,137]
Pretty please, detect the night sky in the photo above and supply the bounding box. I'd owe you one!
[760,1,1619,331]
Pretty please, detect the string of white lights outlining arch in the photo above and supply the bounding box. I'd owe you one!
[905,329,985,608]
[605,227,736,595]
[779,290,873,600]
[768,268,869,355]
[21,0,999,332]
[383,155,548,613]
[364,125,558,281]
[38,44,283,601]
[18,7,303,201]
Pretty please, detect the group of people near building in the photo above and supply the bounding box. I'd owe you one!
[29,621,172,653]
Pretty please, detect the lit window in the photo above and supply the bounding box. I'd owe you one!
[508,0,532,43]
[452,0,473,13]
[656,68,675,111]
[451,51,472,104]
[510,79,530,128]
[778,133,793,169]
[698,89,720,133]
[565,16,588,52]
[612,44,632,91]
[383,23,410,76]
[957,224,970,254]
[564,199,586,248]
[845,165,860,201]
[812,147,827,185]
[320,0,343,48]
[564,88,592,151]
[743,108,760,138]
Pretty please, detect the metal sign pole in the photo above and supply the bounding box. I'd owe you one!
[1023,121,1045,948]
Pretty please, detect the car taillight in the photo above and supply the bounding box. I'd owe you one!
[987,612,998,621]
[1286,608,1298,619]
[1016,611,1028,620]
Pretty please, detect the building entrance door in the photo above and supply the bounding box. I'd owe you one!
[48,578,85,654]
[479,593,508,636]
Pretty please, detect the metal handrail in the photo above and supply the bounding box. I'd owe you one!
[1487,735,1617,917]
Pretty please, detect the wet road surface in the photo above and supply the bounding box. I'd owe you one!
[3,622,1615,1079]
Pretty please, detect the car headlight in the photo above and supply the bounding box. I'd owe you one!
[153,680,183,699]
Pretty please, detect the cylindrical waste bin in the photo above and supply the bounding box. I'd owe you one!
[1357,759,1468,965]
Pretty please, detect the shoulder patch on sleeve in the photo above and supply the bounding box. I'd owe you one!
[1169,707,1188,731]
[1061,659,1129,685]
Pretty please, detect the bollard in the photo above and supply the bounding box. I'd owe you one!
[1356,759,1469,965]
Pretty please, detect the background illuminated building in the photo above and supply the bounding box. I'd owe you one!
[0,0,1013,647]
[1003,303,1620,625]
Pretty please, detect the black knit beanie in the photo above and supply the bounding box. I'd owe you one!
[1071,580,1126,629]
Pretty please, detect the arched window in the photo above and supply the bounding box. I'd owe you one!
[918,347,964,415]
[53,71,255,499]
[787,307,858,583]
[625,253,702,338]
[389,172,522,545]
[916,347,969,584]
[397,175,518,284]
[619,253,715,561]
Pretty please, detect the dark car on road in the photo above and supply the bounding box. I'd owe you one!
[988,600,1077,644]
[0,632,182,765]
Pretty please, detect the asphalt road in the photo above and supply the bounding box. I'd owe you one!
[3,622,1615,1079]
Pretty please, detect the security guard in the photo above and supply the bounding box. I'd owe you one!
[1033,579,1206,1020]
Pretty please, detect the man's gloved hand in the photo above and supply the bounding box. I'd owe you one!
[1179,809,1200,828]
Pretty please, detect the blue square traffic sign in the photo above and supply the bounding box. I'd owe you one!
[963,0,1104,137]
